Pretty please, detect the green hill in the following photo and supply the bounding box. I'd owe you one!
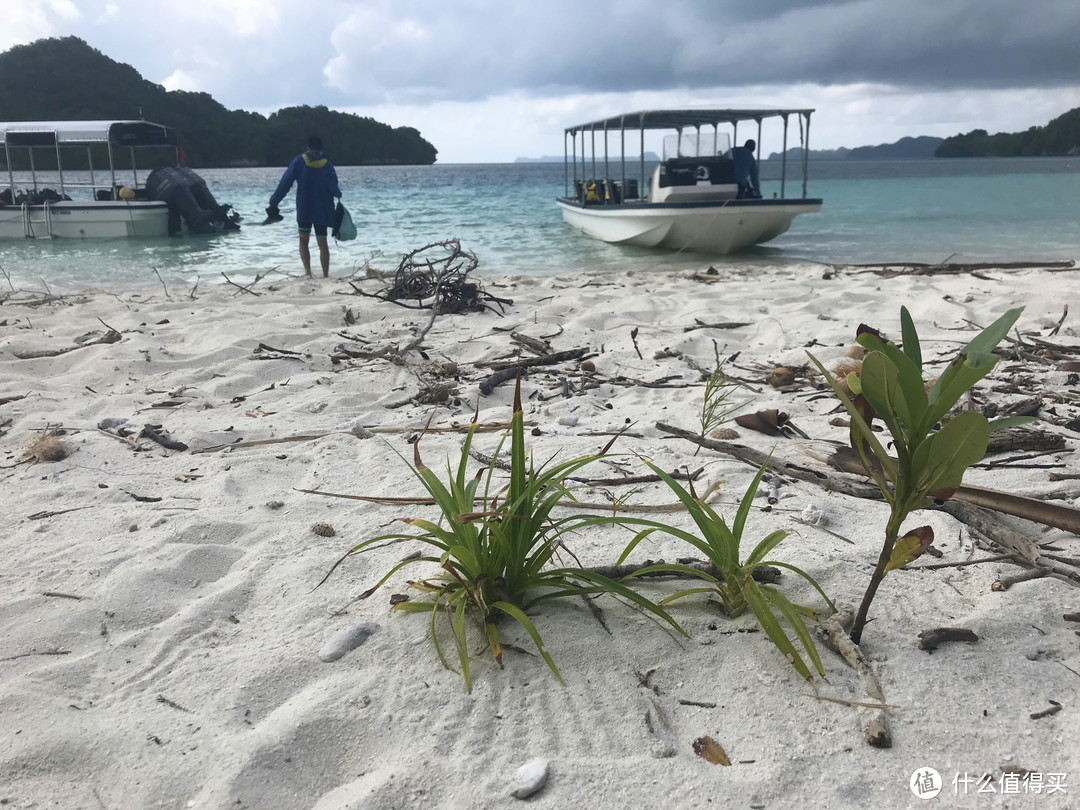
[766,136,943,161]
[936,108,1080,157]
[0,37,437,167]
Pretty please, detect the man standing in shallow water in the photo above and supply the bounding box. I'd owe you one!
[267,136,342,277]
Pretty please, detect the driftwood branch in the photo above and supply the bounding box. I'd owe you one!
[586,560,781,584]
[577,467,705,487]
[843,260,1076,275]
[818,606,892,748]
[683,319,754,332]
[949,485,1080,536]
[12,329,121,360]
[221,272,262,296]
[485,347,591,371]
[655,422,881,499]
[478,348,592,395]
[479,367,521,396]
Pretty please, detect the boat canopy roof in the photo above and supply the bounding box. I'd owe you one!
[0,120,177,148]
[564,108,814,136]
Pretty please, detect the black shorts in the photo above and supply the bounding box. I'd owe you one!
[298,222,328,237]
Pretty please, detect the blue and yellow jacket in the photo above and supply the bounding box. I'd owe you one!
[269,149,342,226]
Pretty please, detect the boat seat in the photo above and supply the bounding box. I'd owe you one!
[582,179,604,205]
[658,157,737,188]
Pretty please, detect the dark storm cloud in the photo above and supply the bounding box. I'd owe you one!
[9,0,1079,112]
[322,0,1080,104]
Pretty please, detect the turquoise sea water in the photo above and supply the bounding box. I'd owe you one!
[1,157,1079,290]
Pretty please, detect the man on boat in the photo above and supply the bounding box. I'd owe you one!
[267,136,342,278]
[731,139,761,199]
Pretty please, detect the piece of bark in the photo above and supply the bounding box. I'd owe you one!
[140,424,189,452]
[1030,702,1062,720]
[479,367,520,396]
[918,627,979,652]
[511,332,551,355]
[985,429,1065,455]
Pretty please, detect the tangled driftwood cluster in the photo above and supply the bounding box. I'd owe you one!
[371,239,511,315]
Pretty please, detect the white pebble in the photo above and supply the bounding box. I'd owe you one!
[349,421,375,439]
[511,759,549,799]
[318,623,379,662]
[650,741,677,759]
[557,415,578,427]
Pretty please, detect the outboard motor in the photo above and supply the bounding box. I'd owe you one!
[145,166,240,235]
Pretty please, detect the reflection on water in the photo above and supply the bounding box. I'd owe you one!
[2,159,1079,292]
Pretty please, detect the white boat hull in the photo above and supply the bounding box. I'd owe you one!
[0,201,171,239]
[557,198,821,254]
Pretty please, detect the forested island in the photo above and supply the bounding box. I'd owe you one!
[0,37,437,167]
[936,106,1080,156]
[771,108,1080,161]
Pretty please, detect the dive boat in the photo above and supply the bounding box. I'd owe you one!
[556,108,822,254]
[0,120,238,239]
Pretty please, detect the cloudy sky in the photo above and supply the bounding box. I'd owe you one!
[6,0,1080,163]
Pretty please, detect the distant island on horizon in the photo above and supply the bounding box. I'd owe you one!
[0,37,438,168]
[766,135,944,161]
[517,139,944,163]
[520,107,1080,163]
[515,152,660,163]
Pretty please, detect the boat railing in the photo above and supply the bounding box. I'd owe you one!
[4,134,172,205]
[562,109,816,205]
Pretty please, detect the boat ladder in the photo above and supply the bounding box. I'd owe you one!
[22,202,54,238]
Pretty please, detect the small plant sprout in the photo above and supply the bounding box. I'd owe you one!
[697,348,746,454]
[808,306,1031,644]
[319,377,686,691]
[598,457,836,681]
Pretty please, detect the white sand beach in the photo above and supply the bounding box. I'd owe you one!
[1,261,1078,809]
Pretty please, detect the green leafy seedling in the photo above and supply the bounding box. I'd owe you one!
[808,306,1032,643]
[319,377,686,690]
[585,457,835,681]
